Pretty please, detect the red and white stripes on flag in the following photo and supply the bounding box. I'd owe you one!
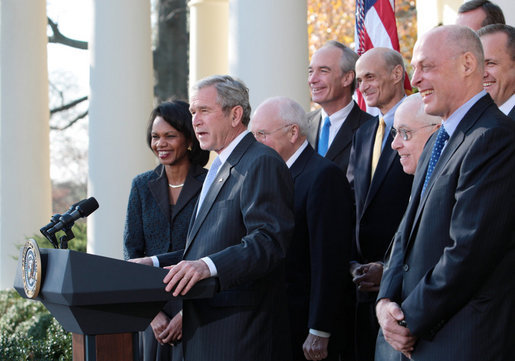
[355,0,412,113]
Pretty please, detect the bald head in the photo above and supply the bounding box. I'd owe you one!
[411,25,484,119]
[356,47,406,114]
[250,97,307,161]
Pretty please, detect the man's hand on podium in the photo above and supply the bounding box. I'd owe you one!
[163,260,211,297]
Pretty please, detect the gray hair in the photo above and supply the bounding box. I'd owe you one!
[255,96,308,136]
[321,40,359,93]
[382,48,406,82]
[192,75,252,126]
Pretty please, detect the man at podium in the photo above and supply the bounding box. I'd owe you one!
[132,75,295,361]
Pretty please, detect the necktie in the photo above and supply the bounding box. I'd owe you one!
[317,116,331,156]
[371,117,385,180]
[421,126,449,195]
[197,156,222,215]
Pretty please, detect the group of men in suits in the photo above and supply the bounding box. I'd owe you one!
[131,20,514,361]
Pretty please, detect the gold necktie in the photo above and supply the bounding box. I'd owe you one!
[371,117,385,180]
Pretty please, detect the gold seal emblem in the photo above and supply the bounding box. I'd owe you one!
[22,239,42,299]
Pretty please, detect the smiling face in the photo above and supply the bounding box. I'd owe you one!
[189,85,238,153]
[411,32,464,119]
[308,46,351,115]
[391,98,440,174]
[150,116,190,167]
[356,50,403,114]
[481,31,515,106]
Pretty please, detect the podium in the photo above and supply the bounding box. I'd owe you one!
[13,247,218,361]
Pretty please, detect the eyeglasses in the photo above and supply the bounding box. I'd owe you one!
[390,124,439,141]
[252,124,292,141]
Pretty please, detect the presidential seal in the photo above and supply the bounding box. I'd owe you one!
[21,239,42,299]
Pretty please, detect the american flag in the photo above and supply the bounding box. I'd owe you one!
[355,0,412,112]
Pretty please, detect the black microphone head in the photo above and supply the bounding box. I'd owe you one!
[76,197,99,217]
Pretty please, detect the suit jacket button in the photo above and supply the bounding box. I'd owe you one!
[403,264,409,272]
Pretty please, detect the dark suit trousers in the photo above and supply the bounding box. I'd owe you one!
[355,291,380,361]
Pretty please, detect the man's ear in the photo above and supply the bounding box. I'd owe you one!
[391,64,404,85]
[342,70,355,88]
[230,105,244,127]
[461,51,478,77]
[289,124,300,144]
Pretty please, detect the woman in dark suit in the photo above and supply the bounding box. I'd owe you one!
[123,100,209,361]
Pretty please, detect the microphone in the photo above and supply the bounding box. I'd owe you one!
[47,197,99,235]
[40,200,83,234]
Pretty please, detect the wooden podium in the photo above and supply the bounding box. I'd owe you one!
[14,247,217,361]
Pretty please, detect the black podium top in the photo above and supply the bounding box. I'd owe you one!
[14,248,217,335]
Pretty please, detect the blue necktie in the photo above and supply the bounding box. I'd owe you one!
[422,126,449,195]
[318,116,331,156]
[197,156,222,215]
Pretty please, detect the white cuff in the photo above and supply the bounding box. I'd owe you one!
[309,329,331,338]
[201,257,217,276]
[151,256,160,267]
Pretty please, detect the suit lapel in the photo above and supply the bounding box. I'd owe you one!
[290,145,313,180]
[355,117,377,210]
[148,165,171,221]
[171,164,204,221]
[184,133,254,253]
[307,109,321,149]
[365,133,397,209]
[325,103,362,161]
[407,94,494,247]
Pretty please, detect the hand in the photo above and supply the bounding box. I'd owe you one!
[376,299,417,358]
[128,257,153,266]
[302,333,329,360]
[158,312,182,345]
[163,260,211,296]
[353,262,384,292]
[150,311,170,345]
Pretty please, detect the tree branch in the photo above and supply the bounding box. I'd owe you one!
[47,17,88,50]
[50,96,88,114]
[50,111,89,131]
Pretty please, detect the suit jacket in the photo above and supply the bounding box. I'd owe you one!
[123,163,206,260]
[159,133,295,361]
[378,94,515,361]
[286,144,354,359]
[307,101,373,173]
[347,116,413,269]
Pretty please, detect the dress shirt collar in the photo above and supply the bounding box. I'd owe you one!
[320,100,355,146]
[217,130,249,165]
[286,140,309,168]
[443,90,486,139]
[499,94,515,116]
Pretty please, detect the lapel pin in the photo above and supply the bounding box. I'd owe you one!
[218,178,223,182]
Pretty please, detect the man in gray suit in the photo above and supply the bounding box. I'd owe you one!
[376,25,515,361]
[136,75,295,360]
[477,24,515,119]
[307,40,373,173]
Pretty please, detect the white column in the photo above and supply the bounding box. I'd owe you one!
[0,0,51,288]
[189,0,229,86]
[228,0,310,111]
[88,0,154,258]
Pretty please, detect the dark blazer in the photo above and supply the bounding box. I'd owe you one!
[508,104,515,120]
[286,144,354,360]
[123,163,206,260]
[158,133,295,361]
[347,116,413,267]
[123,163,206,361]
[378,94,515,361]
[307,101,373,173]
